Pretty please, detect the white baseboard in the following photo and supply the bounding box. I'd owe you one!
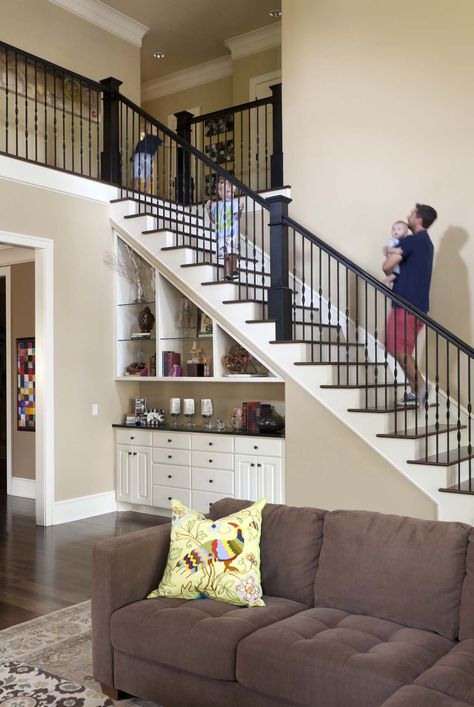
[117,501,171,518]
[53,490,117,525]
[10,476,36,499]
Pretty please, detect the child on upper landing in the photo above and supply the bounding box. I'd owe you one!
[383,220,410,288]
[205,178,244,281]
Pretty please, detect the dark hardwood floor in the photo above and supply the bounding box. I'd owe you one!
[0,494,168,629]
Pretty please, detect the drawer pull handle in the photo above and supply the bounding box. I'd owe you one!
[209,502,214,507]
[209,442,213,446]
[209,479,214,483]
[209,459,213,463]
[254,445,258,449]
[250,463,255,467]
[133,452,137,456]
[168,455,172,459]
[257,463,262,467]
[168,496,172,501]
[168,474,172,479]
[167,438,172,443]
[128,452,132,456]
[131,436,135,440]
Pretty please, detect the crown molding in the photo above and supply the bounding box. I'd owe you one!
[224,22,281,60]
[141,55,232,103]
[48,0,150,47]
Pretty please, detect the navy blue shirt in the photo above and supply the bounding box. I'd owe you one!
[134,134,162,155]
[393,230,434,313]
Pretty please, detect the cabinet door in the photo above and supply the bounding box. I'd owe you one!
[258,456,282,504]
[235,455,258,501]
[134,446,152,506]
[117,445,133,503]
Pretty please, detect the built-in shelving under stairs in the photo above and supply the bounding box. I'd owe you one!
[111,194,474,524]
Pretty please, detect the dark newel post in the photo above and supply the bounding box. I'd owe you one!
[270,83,283,188]
[100,77,122,185]
[267,195,292,340]
[174,110,194,205]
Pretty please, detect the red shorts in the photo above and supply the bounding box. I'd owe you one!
[385,308,424,355]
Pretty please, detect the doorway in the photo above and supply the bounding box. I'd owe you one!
[0,275,6,494]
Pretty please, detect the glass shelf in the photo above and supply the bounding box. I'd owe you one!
[160,335,213,342]
[117,300,155,307]
[118,337,156,342]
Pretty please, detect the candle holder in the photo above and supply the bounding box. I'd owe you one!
[169,398,181,428]
[200,398,214,429]
[183,398,195,428]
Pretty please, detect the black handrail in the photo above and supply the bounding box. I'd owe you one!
[189,95,273,125]
[283,214,474,357]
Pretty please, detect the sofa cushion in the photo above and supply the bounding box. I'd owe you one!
[209,498,326,606]
[381,685,473,706]
[149,498,266,607]
[413,639,474,704]
[110,595,305,681]
[236,607,453,707]
[460,530,474,640]
[314,510,469,639]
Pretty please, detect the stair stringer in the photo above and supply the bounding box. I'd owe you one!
[111,214,474,525]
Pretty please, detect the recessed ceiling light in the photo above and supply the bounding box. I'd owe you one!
[153,51,165,59]
[269,9,281,18]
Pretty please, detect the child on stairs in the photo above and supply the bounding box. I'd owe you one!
[206,177,244,281]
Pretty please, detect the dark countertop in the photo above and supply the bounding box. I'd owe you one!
[112,423,285,439]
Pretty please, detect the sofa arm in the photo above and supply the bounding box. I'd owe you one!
[92,522,171,686]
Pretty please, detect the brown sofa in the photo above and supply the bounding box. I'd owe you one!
[92,498,474,707]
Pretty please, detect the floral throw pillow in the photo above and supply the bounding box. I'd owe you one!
[148,498,266,607]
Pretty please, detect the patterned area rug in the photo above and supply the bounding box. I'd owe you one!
[0,601,162,706]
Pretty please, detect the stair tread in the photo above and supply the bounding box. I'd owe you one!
[295,361,388,367]
[222,298,265,304]
[321,383,397,389]
[245,319,277,324]
[269,340,363,347]
[377,424,465,440]
[202,280,269,289]
[145,216,213,232]
[407,447,474,466]
[160,245,257,263]
[348,404,418,413]
[439,480,474,495]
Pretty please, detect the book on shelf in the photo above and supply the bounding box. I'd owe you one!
[224,373,266,378]
[131,332,152,340]
[162,351,181,376]
[241,401,260,432]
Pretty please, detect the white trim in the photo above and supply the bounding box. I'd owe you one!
[0,231,55,527]
[0,267,12,494]
[0,156,119,204]
[141,56,232,103]
[0,249,35,266]
[48,0,149,47]
[224,23,281,61]
[249,70,282,100]
[11,477,36,499]
[53,490,117,524]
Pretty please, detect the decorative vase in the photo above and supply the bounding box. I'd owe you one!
[138,306,155,333]
[257,406,285,434]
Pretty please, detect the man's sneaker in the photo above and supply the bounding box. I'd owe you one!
[401,391,417,404]
[417,383,432,408]
[232,271,239,280]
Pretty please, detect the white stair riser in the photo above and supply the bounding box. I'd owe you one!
[112,201,138,219]
[179,266,216,289]
[123,215,156,236]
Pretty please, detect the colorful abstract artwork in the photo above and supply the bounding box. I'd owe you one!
[17,337,35,432]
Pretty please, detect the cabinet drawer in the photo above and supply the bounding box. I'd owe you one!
[152,464,190,489]
[191,434,234,453]
[191,489,230,515]
[153,448,191,466]
[116,428,152,447]
[152,484,191,509]
[235,436,283,457]
[192,468,234,495]
[152,431,191,449]
[191,450,234,471]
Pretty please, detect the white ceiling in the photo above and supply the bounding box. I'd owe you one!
[100,0,282,82]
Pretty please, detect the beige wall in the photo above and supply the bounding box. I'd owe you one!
[143,77,233,127]
[11,261,35,480]
[233,47,281,104]
[0,180,138,501]
[282,0,474,345]
[285,380,436,519]
[1,0,141,103]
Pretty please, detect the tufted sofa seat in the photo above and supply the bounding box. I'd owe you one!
[92,499,474,707]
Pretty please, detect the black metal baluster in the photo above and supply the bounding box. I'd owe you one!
[364,281,368,407]
[34,59,38,162]
[403,309,407,433]
[327,253,332,364]
[336,261,341,371]
[62,73,66,168]
[87,85,91,176]
[374,289,378,410]
[446,341,450,464]
[435,333,440,461]
[95,88,100,178]
[264,102,269,190]
[457,347,461,488]
[468,356,472,492]
[124,105,129,198]
[292,228,297,342]
[239,111,243,183]
[256,105,260,192]
[345,268,350,372]
[310,242,314,360]
[24,54,28,159]
[424,324,429,455]
[414,317,419,438]
[393,304,398,435]
[43,62,47,164]
[5,48,9,155]
[53,70,57,166]
[15,51,18,155]
[384,295,388,409]
[71,78,75,173]
[79,81,83,174]
[355,276,359,387]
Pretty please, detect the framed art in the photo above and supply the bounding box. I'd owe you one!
[204,113,234,137]
[17,337,35,431]
[197,310,213,336]
[205,139,234,165]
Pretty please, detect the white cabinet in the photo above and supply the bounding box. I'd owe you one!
[116,444,152,505]
[115,429,284,511]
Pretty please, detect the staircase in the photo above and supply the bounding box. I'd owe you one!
[111,191,474,525]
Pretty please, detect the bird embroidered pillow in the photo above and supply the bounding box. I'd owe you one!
[148,498,266,607]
